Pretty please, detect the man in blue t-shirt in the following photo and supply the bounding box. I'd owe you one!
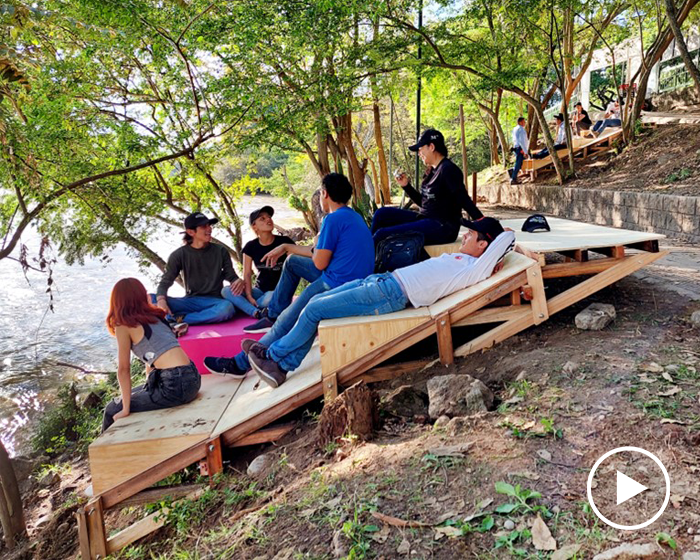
[204,173,374,377]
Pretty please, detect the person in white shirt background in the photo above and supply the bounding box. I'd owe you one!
[510,117,530,185]
[592,99,622,136]
[533,113,567,159]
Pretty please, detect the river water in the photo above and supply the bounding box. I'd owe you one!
[0,195,302,456]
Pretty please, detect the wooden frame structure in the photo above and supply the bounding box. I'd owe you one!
[77,218,664,558]
[522,128,623,181]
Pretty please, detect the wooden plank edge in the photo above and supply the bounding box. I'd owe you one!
[230,423,297,447]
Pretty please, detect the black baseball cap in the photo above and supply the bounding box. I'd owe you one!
[409,128,446,152]
[249,205,274,225]
[183,212,218,231]
[522,214,550,233]
[554,113,564,121]
[460,217,504,244]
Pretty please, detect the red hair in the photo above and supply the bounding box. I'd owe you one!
[106,278,166,336]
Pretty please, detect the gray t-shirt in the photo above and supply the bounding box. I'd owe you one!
[156,243,239,298]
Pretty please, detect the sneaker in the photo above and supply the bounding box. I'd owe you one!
[203,357,247,379]
[249,350,287,388]
[241,338,266,356]
[172,322,189,338]
[243,315,276,334]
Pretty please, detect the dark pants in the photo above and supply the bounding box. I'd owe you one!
[533,143,567,159]
[511,148,525,182]
[102,362,201,432]
[576,121,592,134]
[371,207,458,246]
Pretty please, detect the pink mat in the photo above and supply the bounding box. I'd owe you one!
[179,315,264,374]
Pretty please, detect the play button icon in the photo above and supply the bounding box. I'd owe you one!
[587,446,670,530]
[616,470,648,505]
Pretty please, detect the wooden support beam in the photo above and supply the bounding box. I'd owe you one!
[86,497,107,560]
[454,309,534,358]
[591,246,625,259]
[200,437,222,479]
[76,509,91,560]
[231,423,296,447]
[355,359,432,384]
[626,240,659,253]
[541,257,620,279]
[527,264,548,325]
[323,372,339,403]
[448,271,528,324]
[452,305,529,327]
[510,289,522,305]
[117,484,206,509]
[435,312,454,366]
[557,249,588,262]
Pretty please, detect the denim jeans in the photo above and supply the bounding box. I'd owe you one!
[533,143,567,159]
[268,273,409,372]
[511,148,525,181]
[592,118,621,134]
[102,362,201,432]
[149,294,235,325]
[233,255,329,371]
[221,286,273,317]
[370,207,458,246]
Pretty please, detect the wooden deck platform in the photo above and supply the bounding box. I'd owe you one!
[522,128,623,181]
[78,218,666,559]
[642,110,700,125]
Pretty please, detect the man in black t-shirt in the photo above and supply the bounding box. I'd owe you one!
[221,206,295,318]
[371,128,482,247]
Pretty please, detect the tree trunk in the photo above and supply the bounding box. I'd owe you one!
[533,103,566,184]
[0,441,26,549]
[317,382,377,448]
[664,0,700,97]
[480,103,508,168]
[335,113,366,201]
[372,101,391,205]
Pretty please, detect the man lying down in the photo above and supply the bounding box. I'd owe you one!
[244,217,531,388]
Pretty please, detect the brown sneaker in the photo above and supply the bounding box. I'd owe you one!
[249,349,287,388]
[241,338,264,355]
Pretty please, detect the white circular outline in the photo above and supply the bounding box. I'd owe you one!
[586,446,670,531]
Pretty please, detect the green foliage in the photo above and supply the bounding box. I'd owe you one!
[656,532,677,550]
[664,168,693,183]
[494,482,550,517]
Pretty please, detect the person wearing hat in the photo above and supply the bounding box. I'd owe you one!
[154,212,241,326]
[242,217,516,388]
[221,206,295,318]
[533,114,567,159]
[591,99,621,137]
[372,128,483,246]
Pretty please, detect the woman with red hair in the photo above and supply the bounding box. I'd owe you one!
[103,278,201,432]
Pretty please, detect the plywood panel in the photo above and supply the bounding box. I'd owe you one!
[318,312,431,375]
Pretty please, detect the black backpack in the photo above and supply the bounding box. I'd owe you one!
[375,232,428,273]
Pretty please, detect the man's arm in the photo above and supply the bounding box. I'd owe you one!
[221,245,244,296]
[396,173,423,207]
[156,250,182,298]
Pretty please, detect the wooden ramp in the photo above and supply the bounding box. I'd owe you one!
[522,128,623,181]
[78,218,665,559]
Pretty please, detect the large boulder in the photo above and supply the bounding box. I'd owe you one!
[575,303,616,331]
[381,385,428,419]
[426,374,494,420]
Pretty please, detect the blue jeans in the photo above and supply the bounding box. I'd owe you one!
[371,207,458,246]
[268,274,409,372]
[233,255,329,371]
[592,118,621,134]
[221,286,273,317]
[511,148,524,181]
[150,294,235,325]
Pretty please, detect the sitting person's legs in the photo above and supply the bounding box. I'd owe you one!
[373,216,457,246]
[156,295,235,325]
[370,206,421,235]
[221,286,267,317]
[260,274,409,378]
[266,254,322,319]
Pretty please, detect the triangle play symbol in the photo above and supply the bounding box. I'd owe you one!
[617,470,648,505]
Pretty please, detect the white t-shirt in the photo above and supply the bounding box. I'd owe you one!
[606,102,620,119]
[393,231,516,308]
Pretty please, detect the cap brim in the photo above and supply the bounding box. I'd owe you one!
[259,206,274,218]
[461,218,477,229]
[207,218,219,226]
[408,143,420,152]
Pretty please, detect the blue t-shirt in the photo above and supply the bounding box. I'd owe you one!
[316,206,374,288]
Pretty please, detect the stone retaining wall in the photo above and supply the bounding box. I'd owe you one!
[480,183,700,243]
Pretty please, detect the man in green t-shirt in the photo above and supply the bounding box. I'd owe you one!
[154,212,243,326]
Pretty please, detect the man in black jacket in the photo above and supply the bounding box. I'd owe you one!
[371,129,482,246]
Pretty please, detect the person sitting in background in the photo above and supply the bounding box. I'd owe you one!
[592,99,622,136]
[533,114,567,159]
[510,116,530,185]
[573,102,593,136]
[154,212,242,331]
[242,218,524,388]
[203,172,375,377]
[102,278,201,432]
[371,128,482,246]
[222,206,295,319]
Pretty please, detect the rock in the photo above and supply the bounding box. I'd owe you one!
[683,553,700,560]
[247,453,276,478]
[562,361,579,375]
[10,455,36,482]
[433,415,451,429]
[381,385,428,419]
[537,449,552,462]
[592,543,657,559]
[427,374,494,419]
[81,391,102,409]
[445,416,472,435]
[39,471,60,486]
[504,519,515,530]
[691,310,700,328]
[575,303,616,331]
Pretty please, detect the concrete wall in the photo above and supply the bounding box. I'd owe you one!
[481,183,700,243]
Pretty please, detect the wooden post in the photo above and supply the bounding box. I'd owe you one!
[202,437,223,480]
[323,372,339,403]
[76,509,92,560]
[0,441,25,549]
[459,104,468,183]
[471,172,477,203]
[436,312,454,366]
[86,497,108,559]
